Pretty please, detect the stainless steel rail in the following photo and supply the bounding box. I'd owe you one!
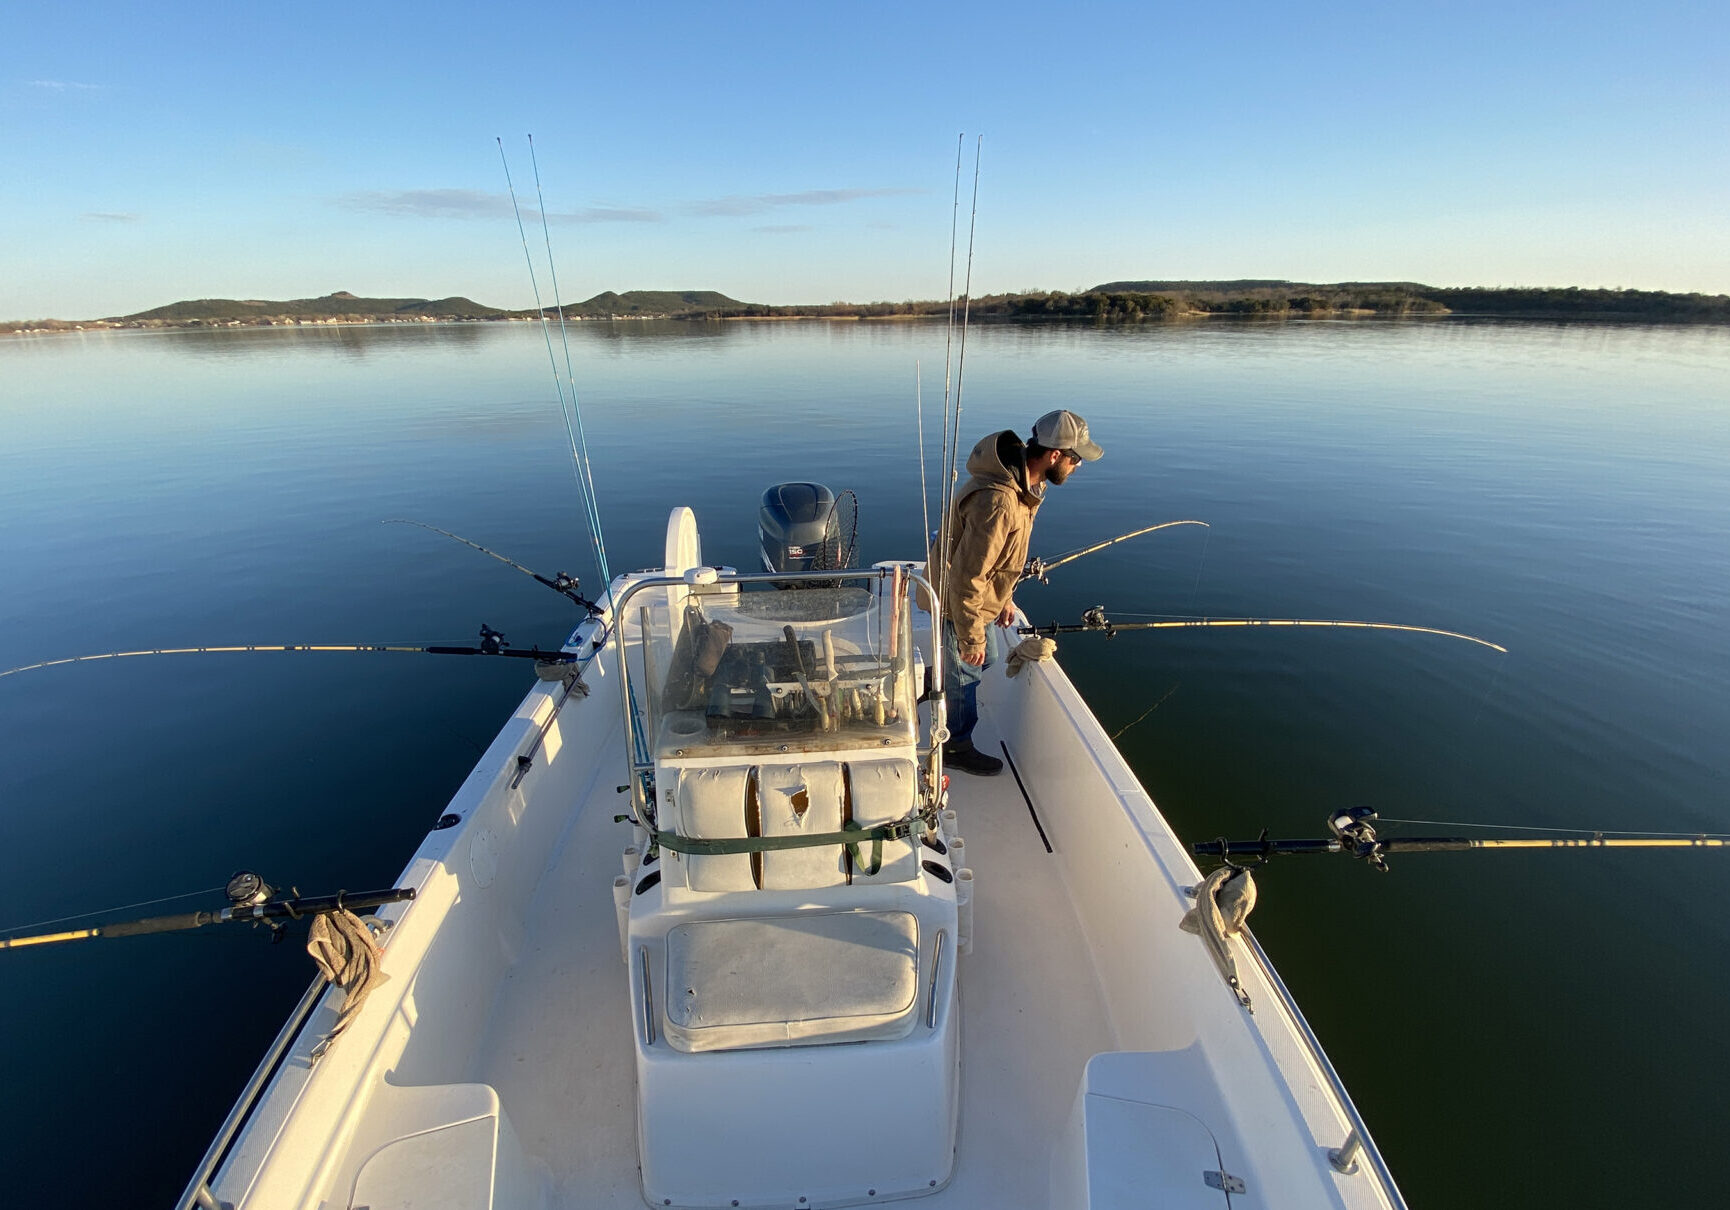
[1241,930,1409,1209]
[609,565,946,827]
[177,631,614,1209]
[175,974,328,1210]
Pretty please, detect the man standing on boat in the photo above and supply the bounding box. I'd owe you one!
[935,409,1103,775]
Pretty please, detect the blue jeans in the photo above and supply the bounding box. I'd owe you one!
[941,619,1001,749]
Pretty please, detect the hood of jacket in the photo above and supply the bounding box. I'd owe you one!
[955,430,1044,511]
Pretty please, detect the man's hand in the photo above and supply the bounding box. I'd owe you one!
[960,646,987,667]
[995,604,1017,627]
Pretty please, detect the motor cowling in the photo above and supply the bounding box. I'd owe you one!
[759,482,850,575]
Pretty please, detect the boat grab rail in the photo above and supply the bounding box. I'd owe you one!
[608,566,946,829]
[176,974,328,1210]
[1030,655,1405,1206]
[179,632,615,1210]
[1238,926,1409,1208]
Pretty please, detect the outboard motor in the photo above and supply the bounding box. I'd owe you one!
[759,482,857,576]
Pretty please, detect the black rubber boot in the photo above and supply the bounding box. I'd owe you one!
[944,740,1003,777]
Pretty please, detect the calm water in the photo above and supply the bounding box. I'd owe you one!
[3,318,1728,1207]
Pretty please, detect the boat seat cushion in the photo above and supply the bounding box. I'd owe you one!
[663,910,920,1052]
[756,762,847,889]
[674,766,756,892]
[846,758,920,883]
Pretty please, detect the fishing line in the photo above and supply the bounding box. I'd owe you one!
[1185,526,1212,610]
[1463,653,1508,734]
[1111,682,1179,741]
[498,137,603,587]
[528,134,613,588]
[1113,611,1217,619]
[0,884,227,938]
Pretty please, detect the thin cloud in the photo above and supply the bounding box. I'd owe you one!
[29,80,102,91]
[342,189,513,219]
[754,224,815,234]
[554,206,661,224]
[82,212,139,222]
[686,186,923,217]
[339,189,660,223]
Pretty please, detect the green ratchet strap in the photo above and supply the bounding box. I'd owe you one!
[655,818,913,877]
[845,819,883,877]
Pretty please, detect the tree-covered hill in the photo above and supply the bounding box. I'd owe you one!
[1081,280,1730,322]
[552,290,746,317]
[115,291,509,323]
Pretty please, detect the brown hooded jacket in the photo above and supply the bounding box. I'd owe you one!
[933,430,1044,655]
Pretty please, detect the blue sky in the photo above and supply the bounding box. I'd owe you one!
[3,1,1725,318]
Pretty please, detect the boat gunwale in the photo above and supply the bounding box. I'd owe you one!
[1007,647,1408,1209]
[187,619,616,1210]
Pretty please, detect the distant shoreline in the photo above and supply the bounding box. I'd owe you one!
[8,281,1729,334]
[10,311,1728,337]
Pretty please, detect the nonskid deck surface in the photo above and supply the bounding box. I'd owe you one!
[468,711,1116,1209]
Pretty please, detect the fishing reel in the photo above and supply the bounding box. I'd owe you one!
[1081,605,1116,636]
[1021,557,1050,585]
[477,624,510,656]
[226,870,275,906]
[549,572,582,598]
[227,870,291,940]
[548,571,604,615]
[1328,807,1389,872]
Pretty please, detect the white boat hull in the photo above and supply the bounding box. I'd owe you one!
[195,549,1402,1210]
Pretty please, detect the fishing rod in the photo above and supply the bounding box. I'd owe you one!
[1018,605,1507,653]
[1194,807,1730,873]
[1022,520,1210,584]
[526,134,613,589]
[3,520,607,681]
[498,136,614,594]
[931,133,976,629]
[0,871,414,951]
[384,518,602,614]
[0,625,580,682]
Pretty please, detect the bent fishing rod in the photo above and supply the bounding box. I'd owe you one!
[1018,605,1507,654]
[0,871,414,951]
[1195,807,1728,873]
[2,516,619,683]
[1022,520,1209,584]
[0,624,584,682]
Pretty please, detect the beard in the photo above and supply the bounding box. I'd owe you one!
[1044,459,1073,485]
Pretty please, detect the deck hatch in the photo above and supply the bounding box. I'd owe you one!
[662,910,919,1052]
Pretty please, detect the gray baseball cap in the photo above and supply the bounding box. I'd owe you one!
[1033,409,1104,461]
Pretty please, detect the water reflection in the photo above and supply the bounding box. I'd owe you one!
[2,317,1729,1208]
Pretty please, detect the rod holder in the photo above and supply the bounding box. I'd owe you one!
[955,868,974,955]
[612,876,631,963]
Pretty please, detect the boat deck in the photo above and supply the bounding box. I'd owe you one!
[470,710,1116,1208]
